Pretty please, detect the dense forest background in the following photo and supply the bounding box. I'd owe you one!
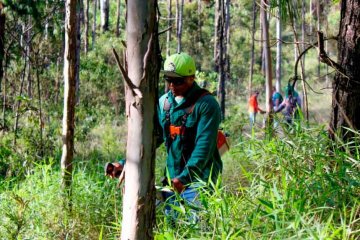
[0,0,359,239]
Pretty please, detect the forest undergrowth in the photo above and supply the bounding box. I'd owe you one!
[0,110,359,239]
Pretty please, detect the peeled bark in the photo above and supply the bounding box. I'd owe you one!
[330,0,360,142]
[121,0,160,239]
[61,0,77,200]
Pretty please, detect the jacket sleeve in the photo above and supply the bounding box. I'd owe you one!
[176,96,221,184]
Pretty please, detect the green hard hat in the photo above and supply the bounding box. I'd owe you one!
[163,52,196,77]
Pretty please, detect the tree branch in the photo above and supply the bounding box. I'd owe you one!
[112,48,143,98]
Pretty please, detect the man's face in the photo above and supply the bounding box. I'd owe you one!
[165,76,195,97]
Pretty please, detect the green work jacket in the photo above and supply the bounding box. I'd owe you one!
[158,82,222,185]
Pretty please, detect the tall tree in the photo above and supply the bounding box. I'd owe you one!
[120,0,160,238]
[61,0,77,205]
[176,0,184,52]
[92,0,97,48]
[0,2,5,96]
[75,1,81,103]
[260,0,273,131]
[215,0,226,119]
[100,0,109,32]
[248,0,256,98]
[275,0,282,92]
[166,0,172,56]
[330,0,360,142]
[115,0,121,37]
[25,16,32,98]
[84,0,89,54]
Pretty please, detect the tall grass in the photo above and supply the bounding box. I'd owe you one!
[1,119,359,239]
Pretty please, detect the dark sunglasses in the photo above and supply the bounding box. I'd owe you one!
[164,76,186,86]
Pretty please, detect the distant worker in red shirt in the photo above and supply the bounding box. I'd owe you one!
[248,90,265,128]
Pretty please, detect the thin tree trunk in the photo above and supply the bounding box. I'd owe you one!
[26,16,32,99]
[2,65,5,129]
[84,0,89,54]
[115,0,121,37]
[316,0,321,80]
[176,0,184,53]
[275,1,281,93]
[2,53,7,129]
[13,59,27,146]
[61,0,77,207]
[216,0,226,120]
[35,57,43,157]
[0,2,5,97]
[261,0,273,134]
[196,0,201,57]
[100,0,109,32]
[309,0,313,34]
[248,0,256,98]
[223,0,230,117]
[166,0,172,56]
[76,1,81,104]
[55,56,61,104]
[214,0,222,72]
[92,0,97,48]
[121,0,160,238]
[301,0,306,86]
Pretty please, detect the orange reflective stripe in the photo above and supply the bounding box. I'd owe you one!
[169,125,184,138]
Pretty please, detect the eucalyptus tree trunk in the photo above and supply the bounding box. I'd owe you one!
[215,0,225,119]
[100,0,109,32]
[25,16,32,98]
[13,56,27,146]
[330,0,360,143]
[248,0,256,98]
[309,0,313,34]
[54,56,61,104]
[76,1,81,104]
[121,0,160,238]
[260,0,273,133]
[316,0,321,80]
[214,0,223,72]
[196,0,201,57]
[35,57,43,156]
[115,0,121,37]
[222,0,230,118]
[176,0,184,52]
[275,1,281,93]
[92,0,97,48]
[166,0,172,56]
[301,0,306,84]
[0,2,5,96]
[84,0,89,54]
[224,0,230,76]
[61,0,77,203]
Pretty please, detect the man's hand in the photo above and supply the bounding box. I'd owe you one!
[172,178,185,193]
